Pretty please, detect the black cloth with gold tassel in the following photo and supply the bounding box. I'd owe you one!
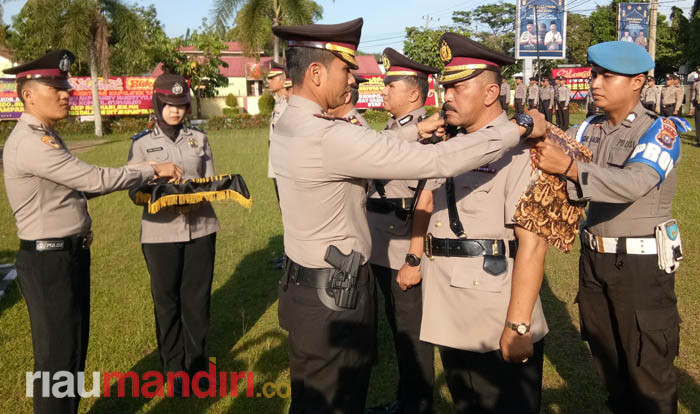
[133,174,252,214]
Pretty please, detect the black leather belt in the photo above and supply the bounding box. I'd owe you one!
[366,197,414,214]
[284,260,369,288]
[424,233,517,259]
[20,232,93,252]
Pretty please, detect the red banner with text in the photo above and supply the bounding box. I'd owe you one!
[551,67,591,100]
[356,75,437,110]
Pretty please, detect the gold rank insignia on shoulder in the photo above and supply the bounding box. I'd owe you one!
[41,135,61,149]
[188,137,198,148]
[440,40,452,63]
[382,54,391,71]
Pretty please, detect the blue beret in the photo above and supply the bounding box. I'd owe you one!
[587,41,654,75]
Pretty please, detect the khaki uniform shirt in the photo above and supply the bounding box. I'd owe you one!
[367,107,426,269]
[499,82,510,105]
[514,83,526,102]
[539,86,553,107]
[268,94,289,178]
[420,113,548,352]
[3,113,154,240]
[556,85,571,107]
[566,102,677,237]
[692,81,700,106]
[270,95,521,268]
[661,85,683,113]
[641,85,661,112]
[527,84,539,104]
[345,108,370,128]
[128,125,220,243]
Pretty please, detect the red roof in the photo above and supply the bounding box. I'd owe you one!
[151,56,274,78]
[180,42,249,54]
[356,55,382,76]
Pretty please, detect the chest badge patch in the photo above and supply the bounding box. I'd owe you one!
[41,135,61,149]
[188,138,198,148]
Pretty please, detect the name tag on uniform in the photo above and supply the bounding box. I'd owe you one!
[147,147,164,153]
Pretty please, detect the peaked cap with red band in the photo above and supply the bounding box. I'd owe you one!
[273,18,363,69]
[268,61,287,79]
[153,73,190,106]
[4,49,75,90]
[438,32,515,85]
[382,47,438,84]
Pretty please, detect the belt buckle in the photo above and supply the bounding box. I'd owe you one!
[36,240,64,252]
[424,233,433,260]
[492,240,499,255]
[82,232,93,249]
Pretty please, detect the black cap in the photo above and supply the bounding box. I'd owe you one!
[268,61,286,79]
[273,18,363,69]
[4,49,75,90]
[382,48,438,84]
[153,73,190,105]
[529,76,537,81]
[352,73,368,88]
[438,32,515,85]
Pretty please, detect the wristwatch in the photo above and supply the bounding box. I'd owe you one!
[405,253,421,267]
[511,113,534,138]
[505,321,530,336]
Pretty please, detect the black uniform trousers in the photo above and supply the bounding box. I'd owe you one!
[540,99,552,123]
[498,96,508,111]
[278,264,376,413]
[578,247,679,414]
[693,103,700,145]
[372,264,434,414]
[661,104,676,117]
[438,340,544,414]
[16,245,91,414]
[514,99,525,114]
[142,233,216,375]
[528,99,536,110]
[556,101,569,130]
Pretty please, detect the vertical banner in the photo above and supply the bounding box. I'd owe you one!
[618,3,650,50]
[516,0,567,60]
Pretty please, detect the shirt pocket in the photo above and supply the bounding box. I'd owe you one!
[448,258,511,293]
[145,147,169,162]
[607,147,632,168]
[455,172,496,215]
[182,144,206,176]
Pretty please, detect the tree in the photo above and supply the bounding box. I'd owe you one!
[403,26,464,73]
[566,13,593,66]
[8,0,148,136]
[688,0,700,68]
[211,0,322,62]
[589,4,617,45]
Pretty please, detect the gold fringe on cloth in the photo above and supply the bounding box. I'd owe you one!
[132,174,252,215]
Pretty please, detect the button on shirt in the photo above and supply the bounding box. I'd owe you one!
[3,113,154,240]
[270,95,521,269]
[128,125,220,243]
[420,113,548,352]
[565,102,676,237]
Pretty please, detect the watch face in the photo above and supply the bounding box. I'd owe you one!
[406,254,421,267]
[516,324,528,335]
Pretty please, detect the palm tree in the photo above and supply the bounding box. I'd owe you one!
[211,0,323,62]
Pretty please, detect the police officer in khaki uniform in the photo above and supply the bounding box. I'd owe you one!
[268,61,288,186]
[328,73,369,127]
[269,18,546,413]
[527,77,539,110]
[641,76,660,113]
[128,73,219,396]
[418,33,549,414]
[535,41,686,414]
[498,77,510,111]
[539,77,554,122]
[366,47,439,414]
[661,73,683,116]
[2,50,181,414]
[555,75,571,130]
[514,74,526,114]
[690,76,700,146]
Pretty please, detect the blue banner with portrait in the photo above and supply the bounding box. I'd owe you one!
[515,0,567,60]
[618,3,650,50]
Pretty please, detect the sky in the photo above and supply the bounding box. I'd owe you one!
[2,0,694,54]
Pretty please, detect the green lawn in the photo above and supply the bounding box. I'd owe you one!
[0,113,699,413]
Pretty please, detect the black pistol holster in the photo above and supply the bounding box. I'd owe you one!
[323,245,364,311]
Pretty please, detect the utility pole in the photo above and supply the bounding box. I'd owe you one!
[649,0,658,77]
[422,15,439,29]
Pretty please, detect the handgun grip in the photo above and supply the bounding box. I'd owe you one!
[324,244,346,269]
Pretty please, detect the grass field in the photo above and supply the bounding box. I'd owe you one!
[0,113,699,413]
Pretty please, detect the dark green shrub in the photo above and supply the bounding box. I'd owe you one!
[424,105,440,117]
[223,107,241,117]
[225,94,238,108]
[362,109,390,124]
[258,93,275,116]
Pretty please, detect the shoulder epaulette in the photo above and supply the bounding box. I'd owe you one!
[131,129,152,141]
[314,113,350,122]
[189,125,206,134]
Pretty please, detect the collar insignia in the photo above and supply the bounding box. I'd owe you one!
[398,114,413,126]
